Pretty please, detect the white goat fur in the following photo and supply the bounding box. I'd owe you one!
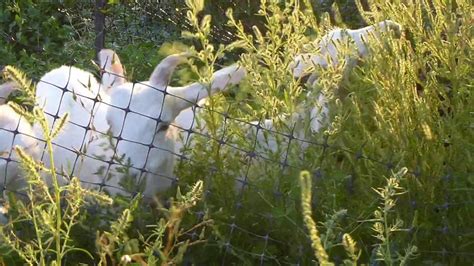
[0,105,41,193]
[1,51,245,197]
[292,20,402,82]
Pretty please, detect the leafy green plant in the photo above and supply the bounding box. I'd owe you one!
[96,180,211,265]
[0,1,95,77]
[370,167,418,265]
[299,170,362,266]
[299,168,418,265]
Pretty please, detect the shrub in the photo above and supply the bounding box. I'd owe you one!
[176,0,473,264]
[0,1,95,77]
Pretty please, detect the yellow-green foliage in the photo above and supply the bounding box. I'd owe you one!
[342,233,359,265]
[371,168,418,265]
[96,180,210,265]
[2,65,36,109]
[177,0,473,264]
[299,170,333,265]
[2,66,35,98]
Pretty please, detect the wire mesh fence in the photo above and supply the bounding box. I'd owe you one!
[0,1,473,264]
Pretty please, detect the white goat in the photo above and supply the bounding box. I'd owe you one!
[248,20,402,156]
[292,20,402,85]
[101,55,245,196]
[0,51,245,198]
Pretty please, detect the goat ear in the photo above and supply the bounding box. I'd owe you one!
[99,49,126,88]
[0,81,19,104]
[166,64,246,113]
[149,53,190,88]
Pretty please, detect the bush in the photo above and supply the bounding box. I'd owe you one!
[176,0,473,264]
[0,0,96,77]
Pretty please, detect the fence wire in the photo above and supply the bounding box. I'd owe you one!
[0,2,473,265]
[2,65,473,263]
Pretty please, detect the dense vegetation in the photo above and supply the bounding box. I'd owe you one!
[0,0,472,264]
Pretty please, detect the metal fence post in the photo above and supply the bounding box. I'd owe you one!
[95,0,107,59]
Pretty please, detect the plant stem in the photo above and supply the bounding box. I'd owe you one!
[43,119,63,265]
[28,183,46,265]
[384,206,392,266]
